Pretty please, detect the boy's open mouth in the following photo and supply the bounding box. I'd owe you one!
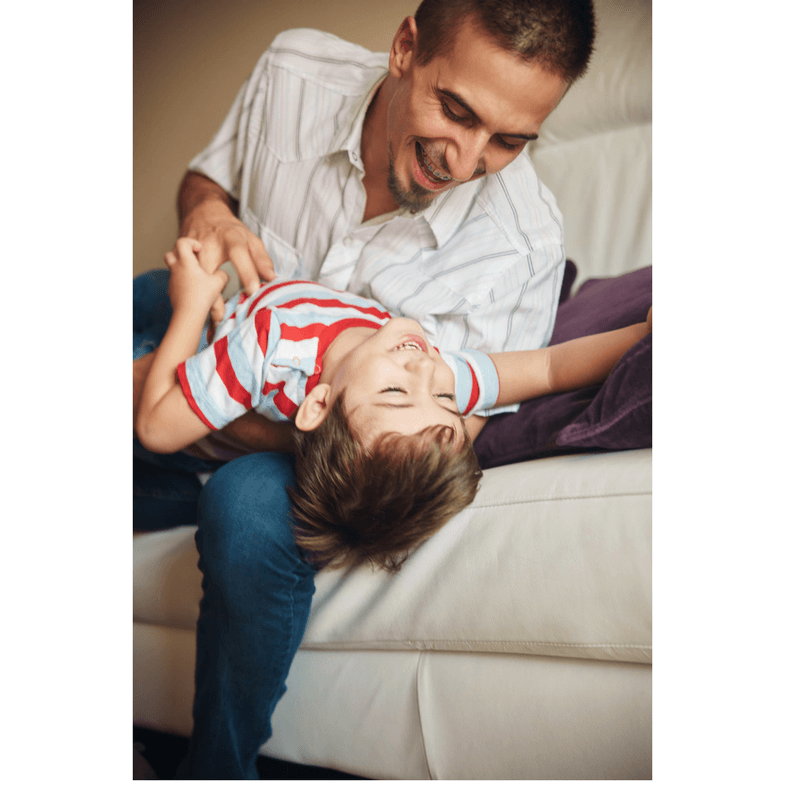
[392,334,428,353]
[415,142,453,186]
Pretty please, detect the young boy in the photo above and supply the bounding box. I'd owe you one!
[136,238,651,571]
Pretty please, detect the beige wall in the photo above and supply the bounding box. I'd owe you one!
[133,0,418,276]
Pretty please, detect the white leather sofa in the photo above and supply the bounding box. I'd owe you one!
[133,0,652,780]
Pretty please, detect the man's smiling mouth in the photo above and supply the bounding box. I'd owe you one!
[415,142,453,184]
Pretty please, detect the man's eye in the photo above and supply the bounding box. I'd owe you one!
[496,136,524,152]
[442,101,467,122]
[381,387,406,393]
[435,393,456,401]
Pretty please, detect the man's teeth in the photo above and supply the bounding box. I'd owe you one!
[394,341,422,350]
[419,145,452,182]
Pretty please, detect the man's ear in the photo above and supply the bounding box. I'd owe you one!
[388,16,419,77]
[294,384,333,431]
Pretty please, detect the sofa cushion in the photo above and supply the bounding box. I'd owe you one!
[133,449,652,665]
[473,266,651,469]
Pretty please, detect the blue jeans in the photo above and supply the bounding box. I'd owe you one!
[174,453,317,779]
[133,269,172,360]
[133,270,223,530]
[134,270,316,778]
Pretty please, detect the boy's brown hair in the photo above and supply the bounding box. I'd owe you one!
[289,394,482,573]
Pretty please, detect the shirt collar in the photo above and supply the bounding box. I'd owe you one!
[416,180,482,248]
[337,74,386,172]
[336,74,485,250]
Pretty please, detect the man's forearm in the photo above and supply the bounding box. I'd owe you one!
[178,171,238,232]
[218,412,296,454]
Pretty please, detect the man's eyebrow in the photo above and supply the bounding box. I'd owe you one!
[439,88,539,141]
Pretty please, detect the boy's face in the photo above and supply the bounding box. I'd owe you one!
[328,318,465,446]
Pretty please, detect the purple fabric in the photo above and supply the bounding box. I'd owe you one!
[558,259,578,305]
[473,266,652,470]
[550,266,652,344]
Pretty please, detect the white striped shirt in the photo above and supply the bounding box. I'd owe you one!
[178,281,499,433]
[189,28,565,413]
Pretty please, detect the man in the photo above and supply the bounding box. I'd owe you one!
[142,0,595,778]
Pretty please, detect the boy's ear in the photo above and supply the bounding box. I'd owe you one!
[295,384,333,431]
[389,16,418,77]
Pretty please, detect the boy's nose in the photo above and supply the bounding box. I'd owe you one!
[405,355,435,379]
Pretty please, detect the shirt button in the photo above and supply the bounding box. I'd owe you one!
[343,236,353,247]
[314,364,321,374]
[293,357,301,366]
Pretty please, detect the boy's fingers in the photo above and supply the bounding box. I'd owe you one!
[210,296,225,324]
[176,237,201,261]
[215,269,230,292]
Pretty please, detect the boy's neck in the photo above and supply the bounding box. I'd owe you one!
[319,325,377,384]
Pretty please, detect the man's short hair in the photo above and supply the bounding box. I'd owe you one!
[414,0,596,84]
[290,394,482,573]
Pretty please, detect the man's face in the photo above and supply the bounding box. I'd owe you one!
[327,318,465,447]
[384,17,568,212]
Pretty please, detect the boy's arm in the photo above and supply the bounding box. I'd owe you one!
[135,238,229,453]
[488,312,651,408]
[135,351,294,453]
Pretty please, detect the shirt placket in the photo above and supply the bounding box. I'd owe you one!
[318,153,368,291]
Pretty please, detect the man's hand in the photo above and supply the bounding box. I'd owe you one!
[646,306,652,333]
[174,172,275,322]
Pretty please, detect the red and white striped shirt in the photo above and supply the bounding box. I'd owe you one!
[178,281,499,442]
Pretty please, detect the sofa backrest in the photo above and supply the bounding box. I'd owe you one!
[528,0,652,285]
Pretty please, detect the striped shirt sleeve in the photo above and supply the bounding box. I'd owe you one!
[177,306,278,429]
[440,349,500,417]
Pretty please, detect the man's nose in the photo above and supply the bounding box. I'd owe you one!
[446,132,489,182]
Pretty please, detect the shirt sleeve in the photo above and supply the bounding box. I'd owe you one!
[188,47,273,201]
[424,164,566,416]
[177,307,277,430]
[432,250,563,416]
[440,349,500,417]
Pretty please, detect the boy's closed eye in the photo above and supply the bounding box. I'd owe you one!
[380,387,456,402]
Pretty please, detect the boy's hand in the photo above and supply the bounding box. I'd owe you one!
[165,238,230,318]
[646,306,652,333]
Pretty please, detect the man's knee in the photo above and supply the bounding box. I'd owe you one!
[196,453,298,570]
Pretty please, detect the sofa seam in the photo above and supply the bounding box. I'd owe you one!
[471,489,651,510]
[414,652,433,780]
[300,641,651,651]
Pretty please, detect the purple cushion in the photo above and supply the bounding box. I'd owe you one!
[473,265,651,469]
